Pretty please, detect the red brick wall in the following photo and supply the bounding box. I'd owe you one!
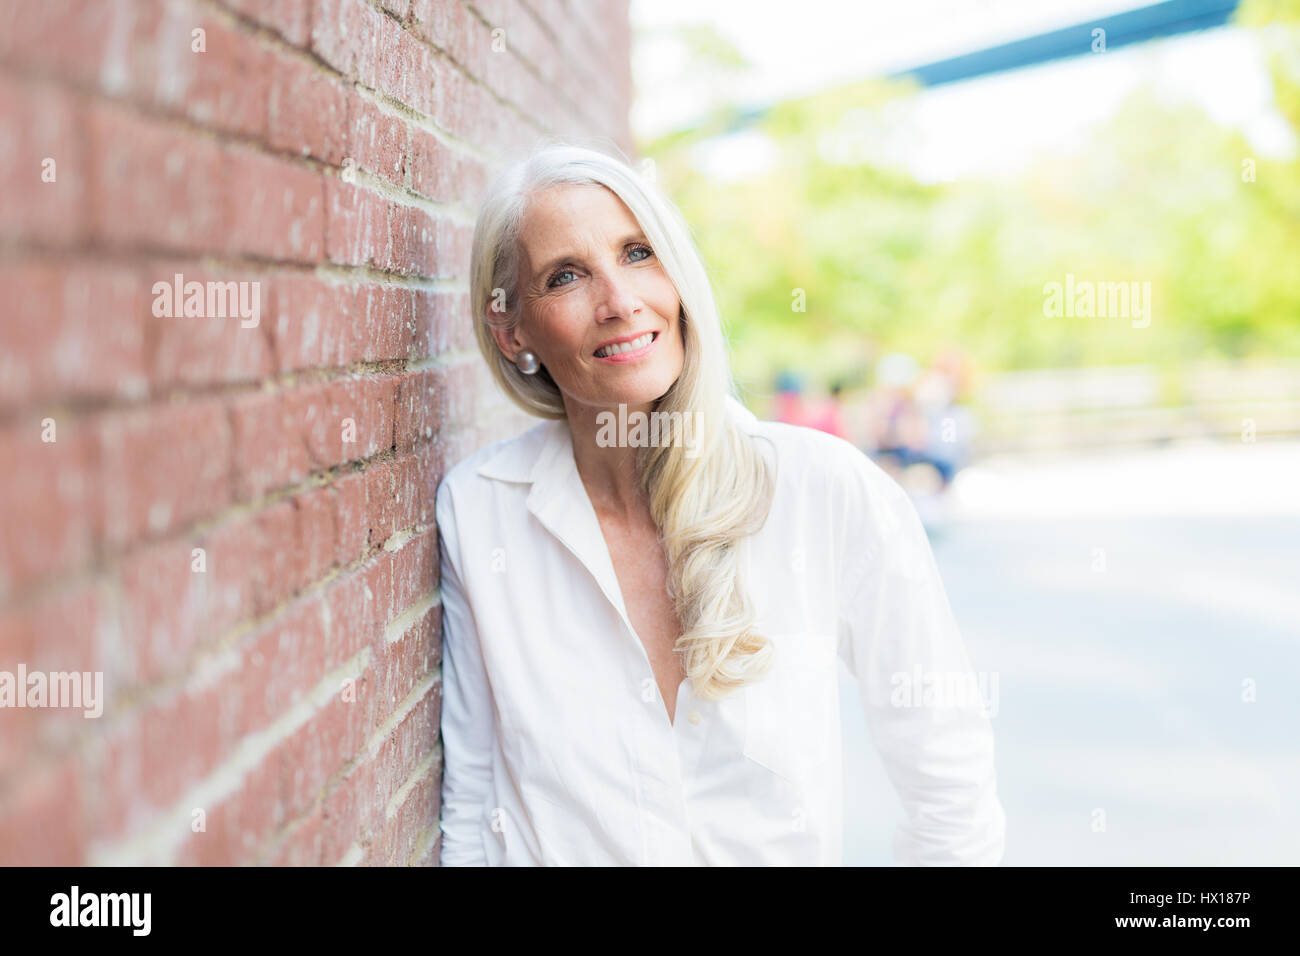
[0,0,632,865]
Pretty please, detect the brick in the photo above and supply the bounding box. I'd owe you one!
[372,601,440,709]
[98,401,234,548]
[0,421,100,598]
[312,757,376,862]
[310,0,385,85]
[408,128,457,200]
[234,592,332,737]
[412,288,474,356]
[265,274,358,372]
[288,375,398,467]
[220,0,311,47]
[365,760,438,865]
[414,440,444,528]
[0,77,88,245]
[229,389,314,499]
[0,263,147,410]
[347,96,408,187]
[324,548,391,649]
[293,484,341,586]
[393,368,439,452]
[383,203,437,275]
[369,680,440,812]
[84,676,233,841]
[429,56,468,138]
[356,285,417,361]
[324,176,392,268]
[374,15,435,115]
[273,683,374,825]
[433,216,473,278]
[88,102,229,253]
[133,10,271,139]
[251,500,305,611]
[362,455,414,547]
[409,0,473,67]
[230,376,398,499]
[427,357,481,429]
[0,753,85,865]
[264,804,325,865]
[0,584,110,778]
[224,149,325,263]
[332,470,370,564]
[267,50,350,163]
[0,0,128,92]
[389,527,437,623]
[146,263,274,387]
[117,525,252,687]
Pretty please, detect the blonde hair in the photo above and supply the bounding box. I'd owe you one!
[468,138,776,700]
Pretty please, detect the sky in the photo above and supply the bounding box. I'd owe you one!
[629,0,1297,183]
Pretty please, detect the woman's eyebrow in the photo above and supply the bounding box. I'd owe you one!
[533,232,648,279]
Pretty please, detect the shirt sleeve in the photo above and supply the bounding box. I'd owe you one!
[835,451,1007,866]
[436,479,496,867]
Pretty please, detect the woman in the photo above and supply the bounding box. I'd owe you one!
[436,141,1006,866]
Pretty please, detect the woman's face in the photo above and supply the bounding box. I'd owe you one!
[493,184,685,415]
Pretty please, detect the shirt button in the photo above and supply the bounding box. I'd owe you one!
[688,711,702,725]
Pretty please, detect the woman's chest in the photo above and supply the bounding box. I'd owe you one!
[593,512,685,708]
[464,502,845,790]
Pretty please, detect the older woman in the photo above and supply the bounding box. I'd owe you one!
[436,141,1006,866]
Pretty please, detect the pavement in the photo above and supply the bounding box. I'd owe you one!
[840,439,1300,865]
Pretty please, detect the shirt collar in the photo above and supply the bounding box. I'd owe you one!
[472,396,763,627]
[475,395,761,486]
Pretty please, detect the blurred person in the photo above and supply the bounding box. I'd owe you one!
[915,361,975,489]
[805,380,850,440]
[771,369,809,427]
[868,352,927,475]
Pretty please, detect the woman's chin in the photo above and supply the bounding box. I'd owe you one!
[586,371,681,409]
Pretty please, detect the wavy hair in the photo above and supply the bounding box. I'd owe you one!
[468,138,776,700]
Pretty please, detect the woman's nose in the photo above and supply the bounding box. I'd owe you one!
[591,268,640,320]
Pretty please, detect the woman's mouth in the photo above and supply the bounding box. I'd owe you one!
[593,331,659,362]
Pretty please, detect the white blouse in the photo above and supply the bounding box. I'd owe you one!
[436,396,1006,866]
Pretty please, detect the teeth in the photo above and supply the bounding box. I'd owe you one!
[595,332,654,358]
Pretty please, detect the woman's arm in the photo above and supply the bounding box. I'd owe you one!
[835,450,1007,866]
[436,480,496,867]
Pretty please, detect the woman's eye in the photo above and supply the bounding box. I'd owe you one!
[548,246,651,288]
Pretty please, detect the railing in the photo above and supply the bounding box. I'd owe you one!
[969,360,1300,455]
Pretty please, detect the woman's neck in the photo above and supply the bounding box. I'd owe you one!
[565,398,655,521]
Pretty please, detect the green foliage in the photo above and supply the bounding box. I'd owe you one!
[638,2,1300,391]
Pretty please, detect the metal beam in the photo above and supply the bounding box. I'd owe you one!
[887,0,1240,88]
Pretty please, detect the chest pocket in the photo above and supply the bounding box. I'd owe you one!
[742,634,839,783]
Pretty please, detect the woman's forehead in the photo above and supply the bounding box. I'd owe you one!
[520,184,636,246]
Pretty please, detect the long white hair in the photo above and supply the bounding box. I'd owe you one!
[468,138,775,699]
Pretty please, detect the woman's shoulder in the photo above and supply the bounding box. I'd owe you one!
[435,418,555,509]
[741,413,912,532]
[743,413,885,485]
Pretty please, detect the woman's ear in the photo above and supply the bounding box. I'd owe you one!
[488,318,527,365]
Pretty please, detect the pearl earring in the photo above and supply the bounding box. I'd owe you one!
[515,349,540,375]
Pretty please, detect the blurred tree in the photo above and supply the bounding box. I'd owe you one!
[639,0,1300,394]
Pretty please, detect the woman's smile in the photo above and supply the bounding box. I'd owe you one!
[593,330,660,363]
